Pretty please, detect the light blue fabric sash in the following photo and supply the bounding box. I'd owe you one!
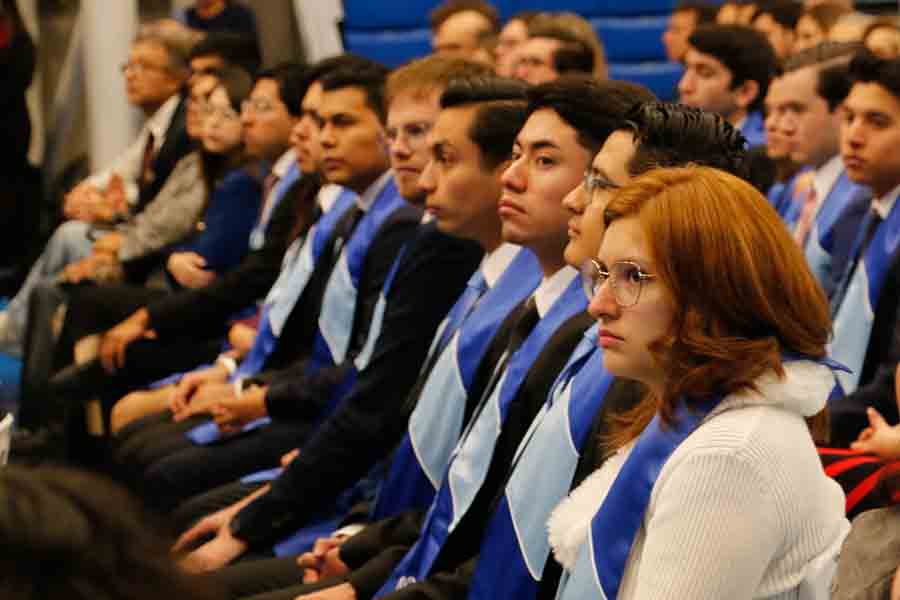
[249,162,302,250]
[369,248,542,521]
[186,180,406,445]
[376,275,588,593]
[830,199,900,394]
[804,171,866,297]
[556,357,846,600]
[468,325,612,600]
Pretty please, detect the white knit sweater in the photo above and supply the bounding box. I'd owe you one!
[548,361,851,600]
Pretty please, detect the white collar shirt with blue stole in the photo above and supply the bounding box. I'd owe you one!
[249,149,302,250]
[377,266,587,593]
[467,321,615,600]
[830,182,900,394]
[368,243,540,522]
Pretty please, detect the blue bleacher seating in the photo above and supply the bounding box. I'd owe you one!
[341,0,688,101]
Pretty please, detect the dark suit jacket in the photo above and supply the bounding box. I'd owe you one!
[135,93,193,214]
[144,175,310,339]
[334,312,595,600]
[229,223,483,547]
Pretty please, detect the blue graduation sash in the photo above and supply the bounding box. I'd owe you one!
[186,180,406,444]
[249,162,302,250]
[376,274,588,593]
[468,325,613,600]
[556,357,847,600]
[804,171,866,297]
[369,248,542,521]
[307,178,408,372]
[234,188,357,378]
[739,110,766,148]
[830,198,900,394]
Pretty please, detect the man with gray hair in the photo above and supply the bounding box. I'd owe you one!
[0,21,194,356]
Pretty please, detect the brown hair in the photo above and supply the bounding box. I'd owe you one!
[528,12,608,80]
[429,0,500,33]
[802,2,853,35]
[603,166,831,449]
[386,55,492,106]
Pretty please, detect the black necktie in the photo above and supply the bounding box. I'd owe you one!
[505,296,540,358]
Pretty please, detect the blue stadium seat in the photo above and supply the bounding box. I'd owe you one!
[592,16,668,63]
[344,28,432,68]
[609,62,683,101]
[343,0,438,30]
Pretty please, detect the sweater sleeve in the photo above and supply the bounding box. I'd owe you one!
[626,451,779,600]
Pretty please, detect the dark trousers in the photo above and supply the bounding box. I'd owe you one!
[115,409,312,512]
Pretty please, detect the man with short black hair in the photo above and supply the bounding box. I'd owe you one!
[828,51,900,447]
[187,31,261,84]
[679,24,778,147]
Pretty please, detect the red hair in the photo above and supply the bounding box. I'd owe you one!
[603,166,831,449]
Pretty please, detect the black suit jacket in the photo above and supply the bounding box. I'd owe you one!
[230,223,482,547]
[144,175,309,339]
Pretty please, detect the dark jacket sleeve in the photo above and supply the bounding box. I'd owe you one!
[230,229,481,546]
[144,177,303,337]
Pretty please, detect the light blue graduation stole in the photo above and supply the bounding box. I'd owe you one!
[376,274,588,593]
[306,178,407,373]
[186,180,406,444]
[249,162,302,250]
[556,357,847,600]
[468,325,613,600]
[804,171,866,297]
[739,110,766,148]
[234,188,357,378]
[369,248,542,522]
[830,198,900,394]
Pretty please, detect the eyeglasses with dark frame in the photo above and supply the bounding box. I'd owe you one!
[581,258,656,308]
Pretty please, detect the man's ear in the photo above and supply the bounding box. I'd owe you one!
[733,79,760,111]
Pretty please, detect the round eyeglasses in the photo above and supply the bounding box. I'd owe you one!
[581,258,656,308]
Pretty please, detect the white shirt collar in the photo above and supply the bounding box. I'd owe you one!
[533,265,578,318]
[271,149,297,179]
[357,170,393,212]
[873,182,900,219]
[145,94,181,149]
[812,154,844,208]
[317,184,345,213]
[481,243,520,288]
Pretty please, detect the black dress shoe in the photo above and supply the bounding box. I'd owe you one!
[9,426,66,464]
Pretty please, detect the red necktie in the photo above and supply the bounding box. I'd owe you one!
[794,186,818,246]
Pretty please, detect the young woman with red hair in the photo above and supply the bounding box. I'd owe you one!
[550,166,850,599]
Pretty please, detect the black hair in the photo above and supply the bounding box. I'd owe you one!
[255,62,308,117]
[440,76,529,169]
[0,466,220,600]
[527,23,595,76]
[189,31,261,76]
[622,102,750,180]
[753,0,803,30]
[782,42,859,111]
[674,1,719,25]
[526,76,656,155]
[688,24,779,113]
[848,49,900,103]
[318,58,391,124]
